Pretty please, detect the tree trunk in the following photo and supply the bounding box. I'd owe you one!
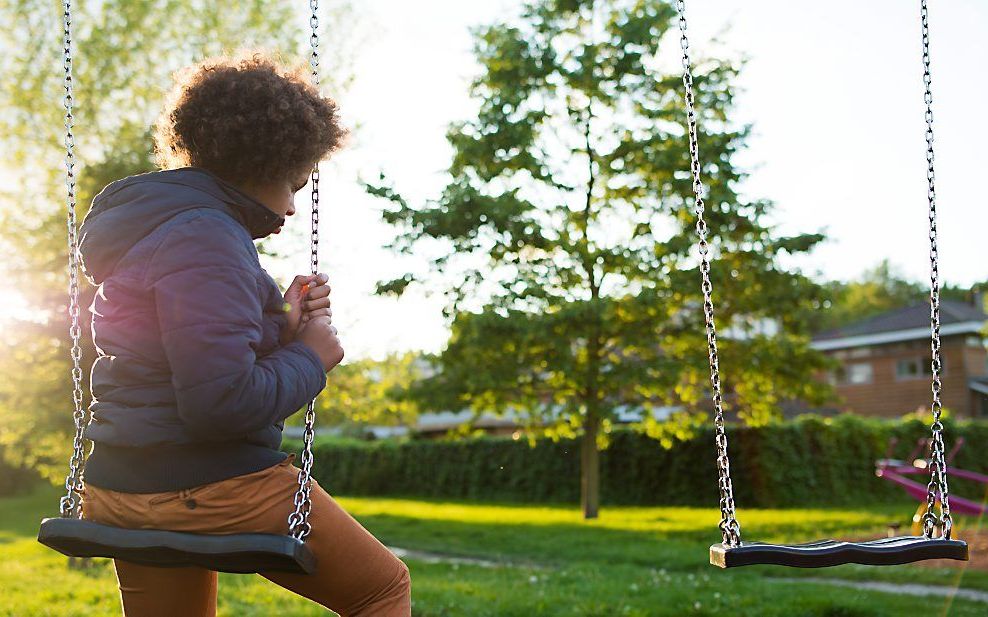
[579,102,602,521]
[580,411,601,519]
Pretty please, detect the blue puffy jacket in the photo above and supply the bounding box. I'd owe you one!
[78,166,327,492]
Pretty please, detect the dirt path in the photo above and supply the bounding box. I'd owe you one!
[853,528,988,570]
[386,546,543,569]
[781,578,988,604]
[388,541,988,604]
[919,528,988,571]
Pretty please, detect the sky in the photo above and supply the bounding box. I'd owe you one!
[6,0,985,359]
[266,0,985,359]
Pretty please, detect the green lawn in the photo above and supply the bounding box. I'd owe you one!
[2,485,985,616]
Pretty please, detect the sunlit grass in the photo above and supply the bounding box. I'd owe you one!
[334,495,988,593]
[3,485,986,616]
[335,496,902,540]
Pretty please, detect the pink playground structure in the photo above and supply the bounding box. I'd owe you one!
[876,437,988,521]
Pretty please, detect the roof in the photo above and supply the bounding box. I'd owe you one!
[971,378,988,396]
[812,300,986,351]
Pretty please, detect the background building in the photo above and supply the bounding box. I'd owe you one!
[812,300,988,418]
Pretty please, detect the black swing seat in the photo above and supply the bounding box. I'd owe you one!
[38,517,316,575]
[710,536,968,569]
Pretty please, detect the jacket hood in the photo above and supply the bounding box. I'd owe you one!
[79,166,284,285]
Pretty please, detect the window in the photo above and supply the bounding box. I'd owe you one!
[896,358,922,379]
[895,356,941,380]
[847,363,874,385]
[833,362,873,385]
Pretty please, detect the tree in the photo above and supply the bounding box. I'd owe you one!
[814,260,987,332]
[299,352,425,434]
[367,0,831,519]
[0,0,357,481]
[814,260,924,332]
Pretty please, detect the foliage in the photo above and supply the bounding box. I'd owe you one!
[296,352,426,431]
[812,259,987,332]
[365,0,832,516]
[0,444,37,497]
[0,0,357,481]
[296,415,988,508]
[811,260,921,332]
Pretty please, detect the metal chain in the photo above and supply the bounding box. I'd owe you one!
[58,0,90,519]
[919,0,952,541]
[287,0,322,542]
[674,0,741,547]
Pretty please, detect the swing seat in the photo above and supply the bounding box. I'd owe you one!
[710,536,968,568]
[38,518,316,575]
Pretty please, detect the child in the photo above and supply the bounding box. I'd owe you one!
[77,50,410,616]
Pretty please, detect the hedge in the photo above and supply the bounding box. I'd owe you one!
[0,445,40,497]
[294,415,988,508]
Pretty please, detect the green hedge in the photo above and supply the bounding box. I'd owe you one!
[294,415,988,508]
[0,445,40,497]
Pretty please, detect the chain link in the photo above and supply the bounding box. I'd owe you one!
[674,0,741,547]
[287,0,322,542]
[58,0,90,519]
[918,0,952,541]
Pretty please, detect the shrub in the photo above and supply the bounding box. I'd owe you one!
[0,444,40,497]
[290,415,988,508]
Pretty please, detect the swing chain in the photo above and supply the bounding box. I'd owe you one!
[59,0,89,520]
[674,0,741,548]
[919,0,952,541]
[288,0,322,542]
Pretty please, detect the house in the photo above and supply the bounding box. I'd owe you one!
[328,405,683,440]
[811,299,988,418]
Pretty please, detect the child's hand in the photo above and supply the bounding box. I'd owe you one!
[280,273,328,346]
[297,315,344,372]
[299,273,332,326]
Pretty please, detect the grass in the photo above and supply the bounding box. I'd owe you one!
[2,485,985,616]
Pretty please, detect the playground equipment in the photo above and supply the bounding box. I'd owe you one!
[877,438,988,535]
[675,0,970,568]
[37,0,327,574]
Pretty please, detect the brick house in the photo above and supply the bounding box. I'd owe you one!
[811,300,988,418]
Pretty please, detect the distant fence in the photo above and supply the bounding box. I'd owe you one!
[290,415,988,508]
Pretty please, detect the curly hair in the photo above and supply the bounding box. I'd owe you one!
[153,49,347,185]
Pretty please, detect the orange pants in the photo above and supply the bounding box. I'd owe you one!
[80,454,411,616]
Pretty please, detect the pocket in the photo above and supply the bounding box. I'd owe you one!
[142,458,298,515]
[146,481,229,509]
[146,489,187,508]
[186,476,244,502]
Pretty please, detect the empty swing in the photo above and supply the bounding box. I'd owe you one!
[37,0,327,575]
[674,0,970,569]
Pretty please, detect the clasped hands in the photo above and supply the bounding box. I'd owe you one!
[280,272,344,371]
